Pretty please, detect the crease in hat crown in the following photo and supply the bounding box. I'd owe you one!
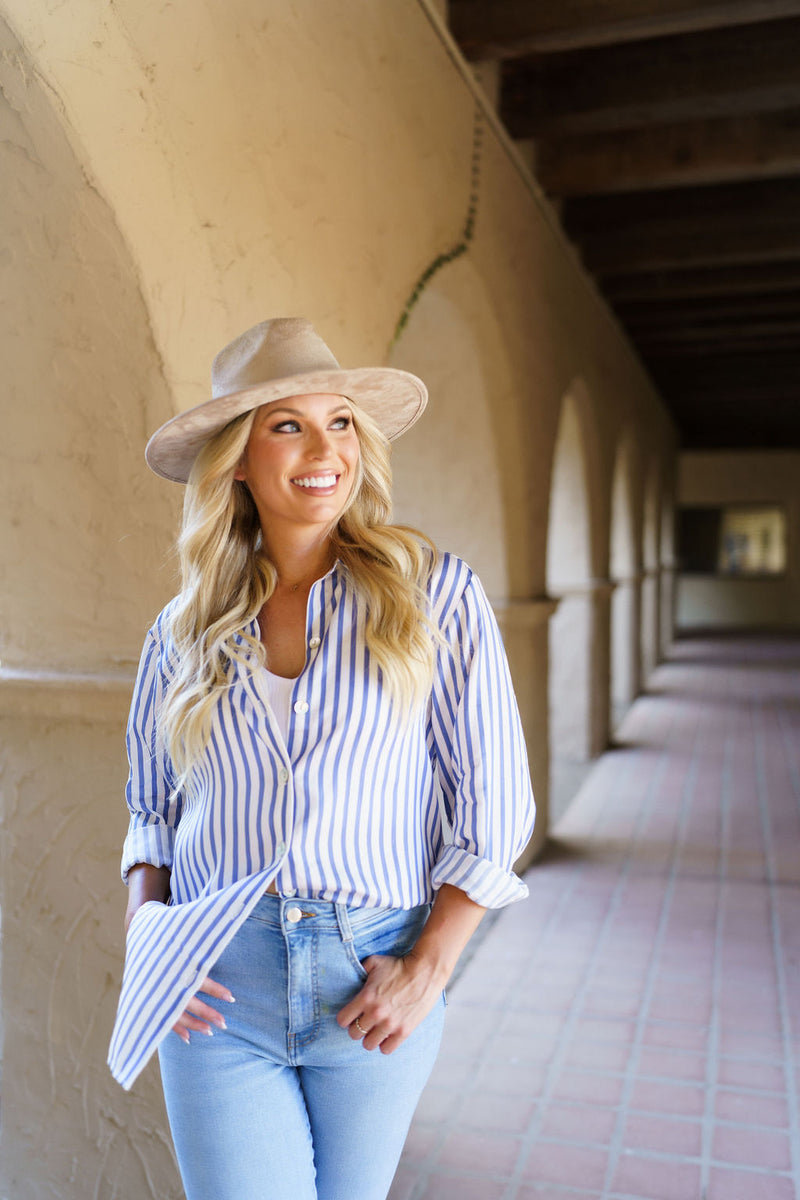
[145,316,428,483]
[212,318,340,398]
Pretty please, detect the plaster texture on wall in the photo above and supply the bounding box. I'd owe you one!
[1,0,476,416]
[0,16,181,1197]
[677,451,800,629]
[390,263,510,598]
[0,17,180,672]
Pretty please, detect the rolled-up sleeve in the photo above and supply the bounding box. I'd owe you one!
[428,571,535,908]
[121,628,183,883]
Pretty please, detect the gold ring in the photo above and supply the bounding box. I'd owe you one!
[354,1018,367,1036]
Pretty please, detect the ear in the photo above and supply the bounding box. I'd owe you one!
[233,461,247,482]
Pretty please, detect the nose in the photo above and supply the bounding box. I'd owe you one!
[307,425,333,458]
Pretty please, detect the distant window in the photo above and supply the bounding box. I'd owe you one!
[679,505,787,576]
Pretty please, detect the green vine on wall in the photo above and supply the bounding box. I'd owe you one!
[388,104,483,352]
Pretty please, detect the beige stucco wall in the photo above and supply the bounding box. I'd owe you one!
[0,2,675,1195]
[677,452,800,629]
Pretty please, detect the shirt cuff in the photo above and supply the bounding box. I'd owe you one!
[430,844,529,909]
[121,820,175,884]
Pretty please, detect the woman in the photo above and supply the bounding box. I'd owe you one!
[109,318,535,1200]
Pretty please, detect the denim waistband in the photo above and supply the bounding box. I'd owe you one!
[248,891,428,940]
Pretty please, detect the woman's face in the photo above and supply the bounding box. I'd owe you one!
[235,393,361,540]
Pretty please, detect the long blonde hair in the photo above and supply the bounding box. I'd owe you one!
[161,401,438,782]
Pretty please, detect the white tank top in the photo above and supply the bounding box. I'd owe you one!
[262,668,296,743]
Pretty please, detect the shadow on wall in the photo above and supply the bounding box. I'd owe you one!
[0,18,183,1198]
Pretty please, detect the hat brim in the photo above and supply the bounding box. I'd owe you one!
[145,366,427,483]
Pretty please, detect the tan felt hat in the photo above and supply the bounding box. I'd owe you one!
[145,317,428,482]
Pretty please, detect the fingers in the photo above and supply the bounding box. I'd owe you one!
[171,976,235,1043]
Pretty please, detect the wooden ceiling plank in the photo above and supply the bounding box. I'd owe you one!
[536,110,800,195]
[450,0,800,58]
[500,18,800,136]
[602,262,800,300]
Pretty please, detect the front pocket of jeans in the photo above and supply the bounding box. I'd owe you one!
[343,939,369,981]
[350,906,429,968]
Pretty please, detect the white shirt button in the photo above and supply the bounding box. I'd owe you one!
[181,968,197,988]
[283,888,297,898]
[278,768,289,784]
[276,841,286,856]
[293,700,310,714]
[286,906,302,923]
[308,637,321,649]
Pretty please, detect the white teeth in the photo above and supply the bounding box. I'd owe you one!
[292,474,337,489]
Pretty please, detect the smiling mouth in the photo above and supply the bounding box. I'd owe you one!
[290,473,339,490]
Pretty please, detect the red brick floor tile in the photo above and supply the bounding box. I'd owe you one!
[436,1130,521,1174]
[564,1037,631,1073]
[629,1077,706,1117]
[517,1191,602,1200]
[574,1017,636,1044]
[641,1022,709,1052]
[417,1173,509,1199]
[712,1123,792,1171]
[707,1166,797,1200]
[580,988,643,1019]
[717,1057,786,1092]
[611,1152,702,1200]
[637,1046,707,1081]
[473,1057,548,1097]
[522,1141,609,1191]
[718,1030,784,1059]
[622,1112,703,1156]
[551,1068,625,1106]
[457,1087,537,1133]
[539,1101,618,1144]
[714,1087,790,1128]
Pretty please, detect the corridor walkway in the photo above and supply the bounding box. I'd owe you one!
[390,636,800,1200]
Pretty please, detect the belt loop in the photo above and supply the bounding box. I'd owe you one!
[335,902,354,944]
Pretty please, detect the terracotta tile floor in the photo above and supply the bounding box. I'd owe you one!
[390,635,800,1200]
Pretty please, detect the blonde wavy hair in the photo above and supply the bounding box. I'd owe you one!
[161,401,438,783]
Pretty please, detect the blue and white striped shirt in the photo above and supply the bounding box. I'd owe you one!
[108,551,534,1090]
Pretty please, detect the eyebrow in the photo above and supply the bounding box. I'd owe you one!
[266,403,351,418]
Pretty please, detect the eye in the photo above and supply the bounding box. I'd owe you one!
[272,419,301,433]
[330,415,352,430]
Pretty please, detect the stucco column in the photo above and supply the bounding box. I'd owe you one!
[611,571,643,730]
[495,597,558,865]
[659,562,678,656]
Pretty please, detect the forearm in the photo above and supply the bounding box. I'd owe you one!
[406,882,487,987]
[124,863,171,933]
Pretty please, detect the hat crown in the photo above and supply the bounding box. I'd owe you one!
[211,318,341,399]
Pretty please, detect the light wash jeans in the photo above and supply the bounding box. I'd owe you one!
[158,893,445,1200]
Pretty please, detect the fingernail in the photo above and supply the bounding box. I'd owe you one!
[226,993,236,1003]
[204,1028,214,1037]
[217,1018,227,1031]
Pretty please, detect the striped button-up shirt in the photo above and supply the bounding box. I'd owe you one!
[108,552,535,1090]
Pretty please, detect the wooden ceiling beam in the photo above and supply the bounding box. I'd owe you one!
[536,110,800,195]
[635,325,800,352]
[602,261,800,301]
[563,178,800,272]
[500,18,800,136]
[615,291,800,325]
[449,0,800,57]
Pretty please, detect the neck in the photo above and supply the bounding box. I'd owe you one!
[263,528,336,592]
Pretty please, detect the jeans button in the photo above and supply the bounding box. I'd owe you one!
[286,906,302,923]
